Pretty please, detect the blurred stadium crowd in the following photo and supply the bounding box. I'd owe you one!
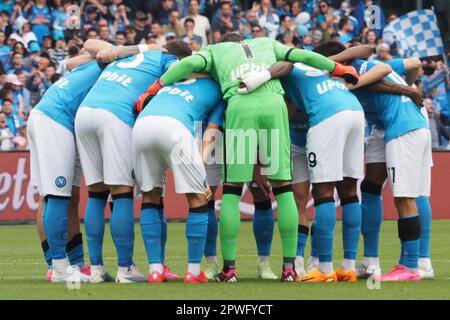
[0,0,449,151]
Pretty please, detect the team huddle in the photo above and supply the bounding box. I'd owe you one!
[28,32,434,285]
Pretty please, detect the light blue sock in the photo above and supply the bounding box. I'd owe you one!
[66,233,85,267]
[297,225,309,257]
[204,200,218,257]
[398,214,421,269]
[44,196,70,260]
[342,198,362,260]
[314,199,336,263]
[252,200,274,257]
[416,196,431,258]
[186,207,208,263]
[310,223,318,258]
[110,193,135,267]
[159,200,167,263]
[360,181,383,258]
[140,203,162,264]
[84,191,108,266]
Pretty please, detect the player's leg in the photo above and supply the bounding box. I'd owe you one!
[184,193,209,283]
[291,145,311,276]
[248,183,277,280]
[164,117,209,283]
[217,99,259,282]
[417,129,433,279]
[204,163,221,279]
[334,111,365,282]
[336,178,361,282]
[260,95,298,281]
[97,108,142,283]
[297,110,360,282]
[29,110,87,283]
[380,129,429,282]
[358,163,386,278]
[158,196,180,280]
[75,108,113,283]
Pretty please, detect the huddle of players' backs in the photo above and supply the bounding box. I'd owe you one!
[33,48,427,146]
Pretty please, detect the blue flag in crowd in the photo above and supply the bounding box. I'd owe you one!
[388,9,444,59]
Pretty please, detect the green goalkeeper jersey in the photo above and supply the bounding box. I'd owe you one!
[195,38,292,100]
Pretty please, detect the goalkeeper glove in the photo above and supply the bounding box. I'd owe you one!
[133,79,164,114]
[331,63,359,85]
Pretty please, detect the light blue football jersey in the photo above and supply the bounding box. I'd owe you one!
[281,63,363,128]
[138,78,226,136]
[34,60,102,134]
[80,51,178,127]
[289,109,308,148]
[351,59,428,142]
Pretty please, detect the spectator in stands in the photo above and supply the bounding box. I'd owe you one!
[86,28,98,40]
[134,11,151,44]
[50,0,69,40]
[30,0,51,43]
[365,29,378,48]
[274,0,290,17]
[10,17,38,46]
[82,6,99,34]
[181,0,211,47]
[158,0,176,26]
[48,37,67,71]
[290,0,302,18]
[376,43,393,61]
[425,97,450,149]
[250,24,265,39]
[1,99,21,137]
[112,2,130,34]
[115,31,126,46]
[151,22,166,46]
[8,53,28,75]
[338,16,354,45]
[212,1,239,43]
[98,23,111,43]
[257,0,280,39]
[163,10,184,37]
[181,18,203,50]
[0,111,14,151]
[124,26,137,45]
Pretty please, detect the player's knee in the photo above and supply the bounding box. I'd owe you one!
[222,184,243,196]
[360,179,383,195]
[312,184,334,200]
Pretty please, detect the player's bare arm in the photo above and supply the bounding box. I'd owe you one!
[403,58,422,85]
[328,45,374,63]
[347,63,392,89]
[96,44,165,64]
[366,80,423,107]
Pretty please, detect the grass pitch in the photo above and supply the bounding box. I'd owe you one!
[0,221,449,300]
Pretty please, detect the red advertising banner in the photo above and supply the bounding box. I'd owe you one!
[1,151,449,222]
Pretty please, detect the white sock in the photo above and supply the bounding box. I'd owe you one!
[149,263,164,274]
[341,259,355,271]
[319,262,333,274]
[52,258,70,272]
[295,256,304,269]
[188,263,201,277]
[206,256,218,264]
[362,257,380,267]
[258,256,269,264]
[309,256,319,266]
[418,258,432,270]
[118,266,131,274]
[91,265,105,273]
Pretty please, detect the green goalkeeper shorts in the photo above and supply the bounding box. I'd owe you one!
[222,93,292,183]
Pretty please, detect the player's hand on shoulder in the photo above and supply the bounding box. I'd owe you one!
[133,79,164,115]
[331,63,359,85]
[96,48,118,64]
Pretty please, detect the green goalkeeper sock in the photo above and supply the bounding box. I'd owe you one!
[274,186,299,260]
[219,191,242,262]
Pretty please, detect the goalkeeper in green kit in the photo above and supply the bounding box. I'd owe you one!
[134,33,359,282]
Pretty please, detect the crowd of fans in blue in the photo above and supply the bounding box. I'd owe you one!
[0,0,449,151]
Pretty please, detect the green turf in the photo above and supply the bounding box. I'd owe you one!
[0,221,449,300]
